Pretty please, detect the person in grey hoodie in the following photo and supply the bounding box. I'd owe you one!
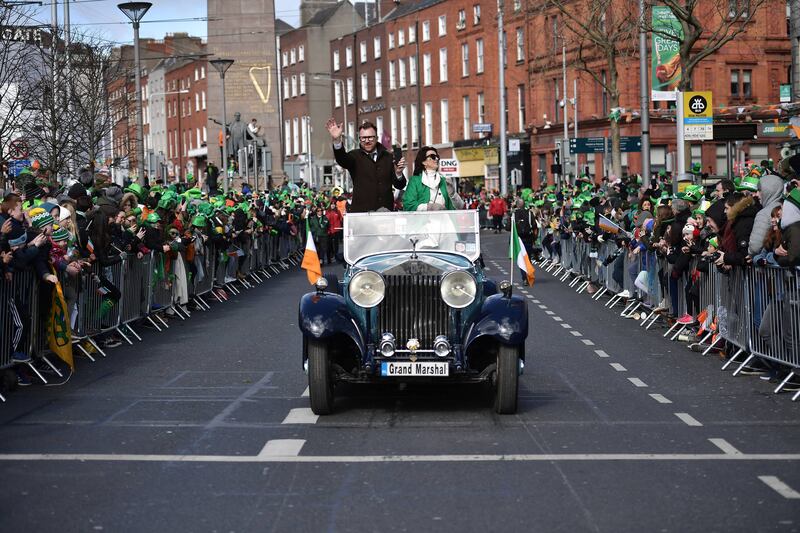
[748,174,785,255]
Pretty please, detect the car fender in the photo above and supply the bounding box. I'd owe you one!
[464,293,528,350]
[298,292,365,355]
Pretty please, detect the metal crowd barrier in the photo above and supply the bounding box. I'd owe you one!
[1,232,303,401]
[534,238,800,400]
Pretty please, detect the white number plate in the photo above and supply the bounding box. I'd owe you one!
[380,361,449,377]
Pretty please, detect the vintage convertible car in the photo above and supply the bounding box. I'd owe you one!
[298,210,528,415]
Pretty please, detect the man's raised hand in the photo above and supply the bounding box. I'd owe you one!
[325,117,343,141]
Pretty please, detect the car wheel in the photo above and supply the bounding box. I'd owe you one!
[494,344,519,414]
[308,339,335,415]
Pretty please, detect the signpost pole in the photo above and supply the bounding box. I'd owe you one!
[674,90,684,195]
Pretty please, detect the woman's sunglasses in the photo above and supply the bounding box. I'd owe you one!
[426,154,439,161]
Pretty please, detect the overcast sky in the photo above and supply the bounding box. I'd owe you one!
[29,0,301,44]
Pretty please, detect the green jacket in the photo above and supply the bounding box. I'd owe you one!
[402,173,454,211]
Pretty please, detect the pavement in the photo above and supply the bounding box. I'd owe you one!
[0,230,798,532]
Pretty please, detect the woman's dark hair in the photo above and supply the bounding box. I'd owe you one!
[763,205,783,250]
[413,146,438,176]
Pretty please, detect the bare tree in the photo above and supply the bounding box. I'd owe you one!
[534,0,640,179]
[645,0,769,91]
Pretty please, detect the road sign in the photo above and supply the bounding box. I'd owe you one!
[508,139,520,152]
[569,136,641,154]
[438,158,459,178]
[780,84,792,104]
[8,139,29,159]
[8,159,30,177]
[472,123,492,133]
[683,91,713,140]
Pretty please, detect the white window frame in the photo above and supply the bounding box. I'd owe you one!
[301,116,309,153]
[388,32,395,49]
[398,28,405,47]
[360,40,367,63]
[462,95,470,138]
[439,48,448,83]
[400,104,408,147]
[438,15,447,36]
[423,53,432,86]
[375,69,383,98]
[298,44,305,62]
[300,73,306,95]
[333,50,340,71]
[283,78,289,100]
[408,25,416,43]
[517,84,525,131]
[477,92,485,123]
[422,20,431,41]
[440,100,449,143]
[345,46,353,67]
[290,48,296,64]
[201,91,206,110]
[291,75,298,97]
[282,51,288,68]
[473,4,481,25]
[424,102,433,146]
[376,116,385,138]
[390,107,398,145]
[389,60,396,90]
[410,103,418,146]
[516,28,524,62]
[361,73,369,100]
[292,117,299,155]
[476,39,484,74]
[346,78,354,104]
[398,58,407,88]
[373,37,381,58]
[409,55,418,86]
[461,43,469,77]
[334,82,342,107]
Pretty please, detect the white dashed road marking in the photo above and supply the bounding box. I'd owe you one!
[561,323,572,329]
[282,408,319,424]
[595,350,610,358]
[708,438,742,456]
[532,299,540,304]
[758,476,800,499]
[675,412,703,427]
[628,378,648,388]
[553,317,563,322]
[538,304,548,309]
[570,331,583,337]
[610,363,627,372]
[301,386,309,398]
[581,339,595,346]
[259,439,306,457]
[649,393,672,404]
[545,310,555,315]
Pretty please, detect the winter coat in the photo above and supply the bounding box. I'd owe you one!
[722,195,760,266]
[308,214,329,240]
[402,172,456,211]
[325,208,343,235]
[776,199,800,268]
[489,197,507,217]
[333,142,406,213]
[748,174,784,255]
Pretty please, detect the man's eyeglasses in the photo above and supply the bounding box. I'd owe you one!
[359,135,377,142]
[426,154,440,161]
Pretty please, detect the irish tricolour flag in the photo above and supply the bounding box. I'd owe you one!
[509,213,535,287]
[301,225,323,285]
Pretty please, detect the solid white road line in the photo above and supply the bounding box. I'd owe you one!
[301,386,309,398]
[581,339,595,346]
[649,393,673,404]
[628,378,648,388]
[675,412,703,427]
[282,408,319,424]
[0,452,798,464]
[708,438,742,456]
[570,331,583,337]
[259,439,306,457]
[758,476,800,499]
[610,363,627,372]
[595,350,611,358]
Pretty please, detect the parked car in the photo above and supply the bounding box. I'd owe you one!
[298,210,529,414]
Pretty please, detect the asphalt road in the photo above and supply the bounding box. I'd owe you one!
[0,231,798,532]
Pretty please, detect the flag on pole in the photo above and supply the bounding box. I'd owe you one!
[598,214,622,234]
[509,214,535,287]
[47,279,74,370]
[301,225,323,285]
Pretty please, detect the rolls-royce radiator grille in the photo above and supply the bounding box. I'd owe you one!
[378,275,449,347]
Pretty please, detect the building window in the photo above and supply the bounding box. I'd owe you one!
[292,117,299,155]
[517,84,526,131]
[691,144,702,167]
[346,78,354,104]
[398,28,405,47]
[376,115,384,138]
[290,48,296,64]
[457,9,466,29]
[424,102,433,145]
[439,48,448,83]
[410,103,418,145]
[196,128,201,149]
[440,99,449,143]
[398,58,407,88]
[195,93,199,112]
[390,107,398,145]
[409,25,416,43]
[477,92,485,123]
[201,66,205,79]
[375,69,383,98]
[473,4,481,25]
[374,37,381,58]
[201,91,206,110]
[282,52,288,68]
[476,39,484,74]
[301,116,308,153]
[513,0,521,11]
[423,53,432,86]
[284,121,291,157]
[409,55,418,85]
[716,144,728,175]
[347,122,355,145]
[334,81,342,107]
[388,32,395,49]
[400,104,408,147]
[731,68,752,98]
[298,45,305,62]
[462,95,470,138]
[291,75,297,97]
[361,73,369,100]
[194,68,199,81]
[360,40,367,63]
[516,28,524,62]
[389,60,396,90]
[345,46,353,67]
[438,15,447,36]
[422,20,430,41]
[461,43,469,77]
[333,50,340,71]
[300,73,306,95]
[203,126,207,143]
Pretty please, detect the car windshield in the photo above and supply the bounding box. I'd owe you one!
[343,210,481,264]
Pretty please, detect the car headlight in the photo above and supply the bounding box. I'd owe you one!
[349,270,386,308]
[440,270,476,308]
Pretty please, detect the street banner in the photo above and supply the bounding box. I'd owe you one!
[683,91,713,141]
[651,6,683,101]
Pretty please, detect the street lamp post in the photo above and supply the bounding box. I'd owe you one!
[118,2,151,186]
[210,58,234,194]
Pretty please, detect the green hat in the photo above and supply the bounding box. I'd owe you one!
[682,186,704,203]
[124,183,145,201]
[785,188,800,211]
[583,210,596,225]
[52,226,70,242]
[191,215,207,228]
[146,213,161,225]
[132,206,142,217]
[692,199,711,215]
[737,175,759,192]
[30,210,55,229]
[709,236,719,249]
[546,194,557,203]
[198,203,214,217]
[183,187,203,200]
